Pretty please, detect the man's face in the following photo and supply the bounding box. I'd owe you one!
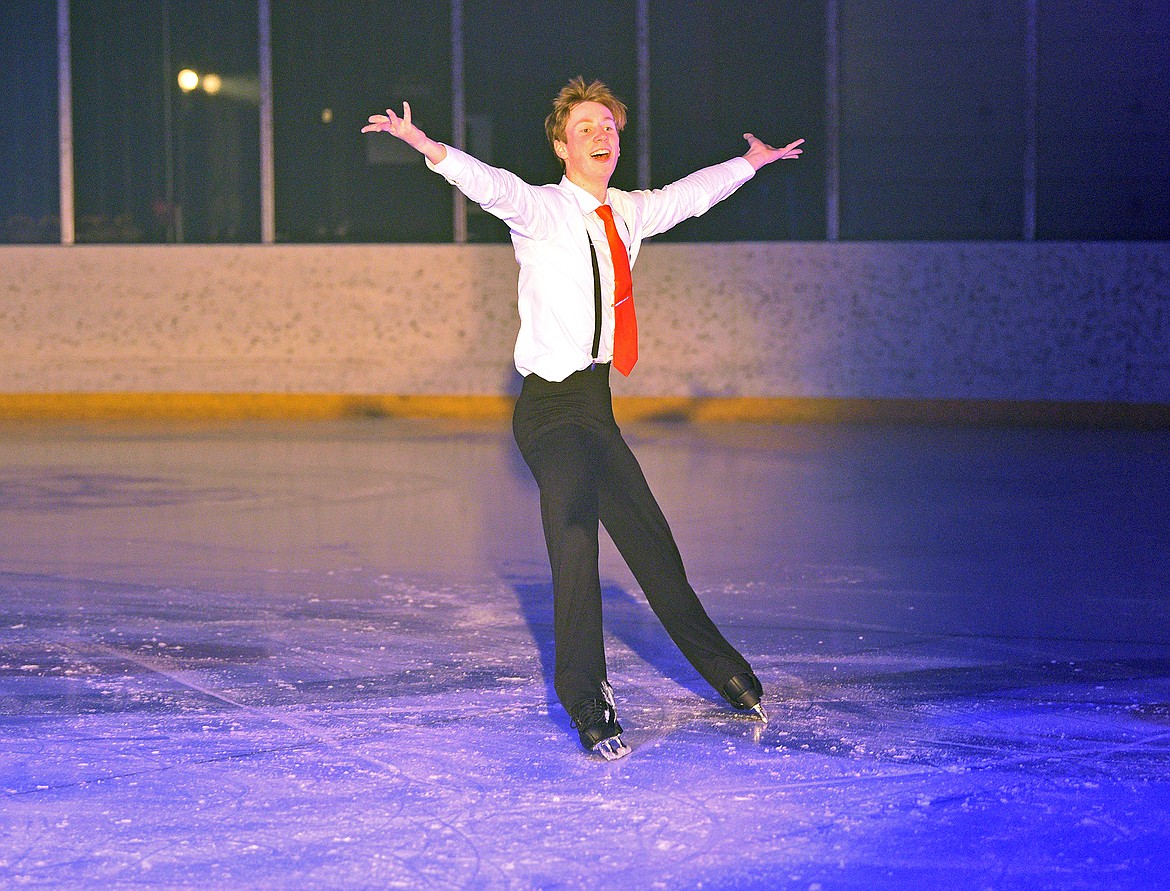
[554,101,620,184]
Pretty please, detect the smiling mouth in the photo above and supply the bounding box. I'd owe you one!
[590,149,612,160]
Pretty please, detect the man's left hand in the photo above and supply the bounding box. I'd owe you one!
[743,134,805,170]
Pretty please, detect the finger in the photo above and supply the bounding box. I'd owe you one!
[784,139,806,151]
[402,101,412,127]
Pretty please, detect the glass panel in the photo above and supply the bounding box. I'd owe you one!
[68,0,261,243]
[838,0,1026,240]
[1037,0,1170,240]
[275,0,452,242]
[1,1,59,243]
[461,1,636,242]
[649,0,825,242]
[5,1,1168,245]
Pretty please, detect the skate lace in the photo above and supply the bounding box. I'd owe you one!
[570,698,612,730]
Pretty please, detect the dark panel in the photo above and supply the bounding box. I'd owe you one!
[68,0,261,243]
[649,0,825,242]
[462,0,637,243]
[0,0,59,242]
[839,0,1027,240]
[277,0,453,243]
[1037,0,1170,240]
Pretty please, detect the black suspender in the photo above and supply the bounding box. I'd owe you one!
[586,233,603,363]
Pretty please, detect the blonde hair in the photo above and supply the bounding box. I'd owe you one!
[544,76,628,161]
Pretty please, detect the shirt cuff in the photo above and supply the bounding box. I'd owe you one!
[729,155,756,181]
[425,144,461,177]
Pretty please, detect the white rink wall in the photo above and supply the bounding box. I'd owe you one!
[2,242,1168,403]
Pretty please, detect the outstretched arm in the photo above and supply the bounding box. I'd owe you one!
[631,134,805,238]
[742,134,805,171]
[363,100,559,240]
[362,101,447,166]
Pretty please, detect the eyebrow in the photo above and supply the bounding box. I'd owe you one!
[575,116,615,129]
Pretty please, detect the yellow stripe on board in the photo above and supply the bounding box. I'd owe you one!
[0,392,514,421]
[614,396,1170,428]
[0,392,1167,427]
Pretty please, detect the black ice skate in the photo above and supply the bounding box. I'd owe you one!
[570,681,631,760]
[721,671,768,722]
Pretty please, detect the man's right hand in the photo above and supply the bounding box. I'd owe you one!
[362,101,447,165]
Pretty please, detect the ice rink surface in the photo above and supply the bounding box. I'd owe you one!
[2,417,1169,889]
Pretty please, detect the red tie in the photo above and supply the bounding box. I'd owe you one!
[596,204,637,376]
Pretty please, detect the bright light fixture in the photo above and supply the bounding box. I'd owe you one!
[177,69,199,92]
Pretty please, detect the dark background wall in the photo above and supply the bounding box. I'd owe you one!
[2,0,1167,244]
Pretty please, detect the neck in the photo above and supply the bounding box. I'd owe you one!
[565,169,610,203]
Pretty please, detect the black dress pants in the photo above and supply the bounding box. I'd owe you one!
[512,363,753,714]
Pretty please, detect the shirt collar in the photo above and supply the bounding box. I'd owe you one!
[559,175,611,215]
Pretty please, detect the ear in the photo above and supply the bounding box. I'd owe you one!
[554,140,568,160]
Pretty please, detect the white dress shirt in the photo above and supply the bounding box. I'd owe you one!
[428,146,755,382]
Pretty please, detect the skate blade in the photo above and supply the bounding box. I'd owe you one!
[594,735,631,761]
[751,703,769,723]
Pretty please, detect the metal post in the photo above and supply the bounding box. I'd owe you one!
[635,0,650,190]
[1023,0,1038,241]
[58,0,75,245]
[451,0,467,243]
[161,0,176,241]
[825,0,840,241]
[258,0,275,244]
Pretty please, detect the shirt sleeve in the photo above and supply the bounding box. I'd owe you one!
[427,146,558,241]
[627,156,756,240]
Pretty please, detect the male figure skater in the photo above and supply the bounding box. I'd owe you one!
[364,78,803,759]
